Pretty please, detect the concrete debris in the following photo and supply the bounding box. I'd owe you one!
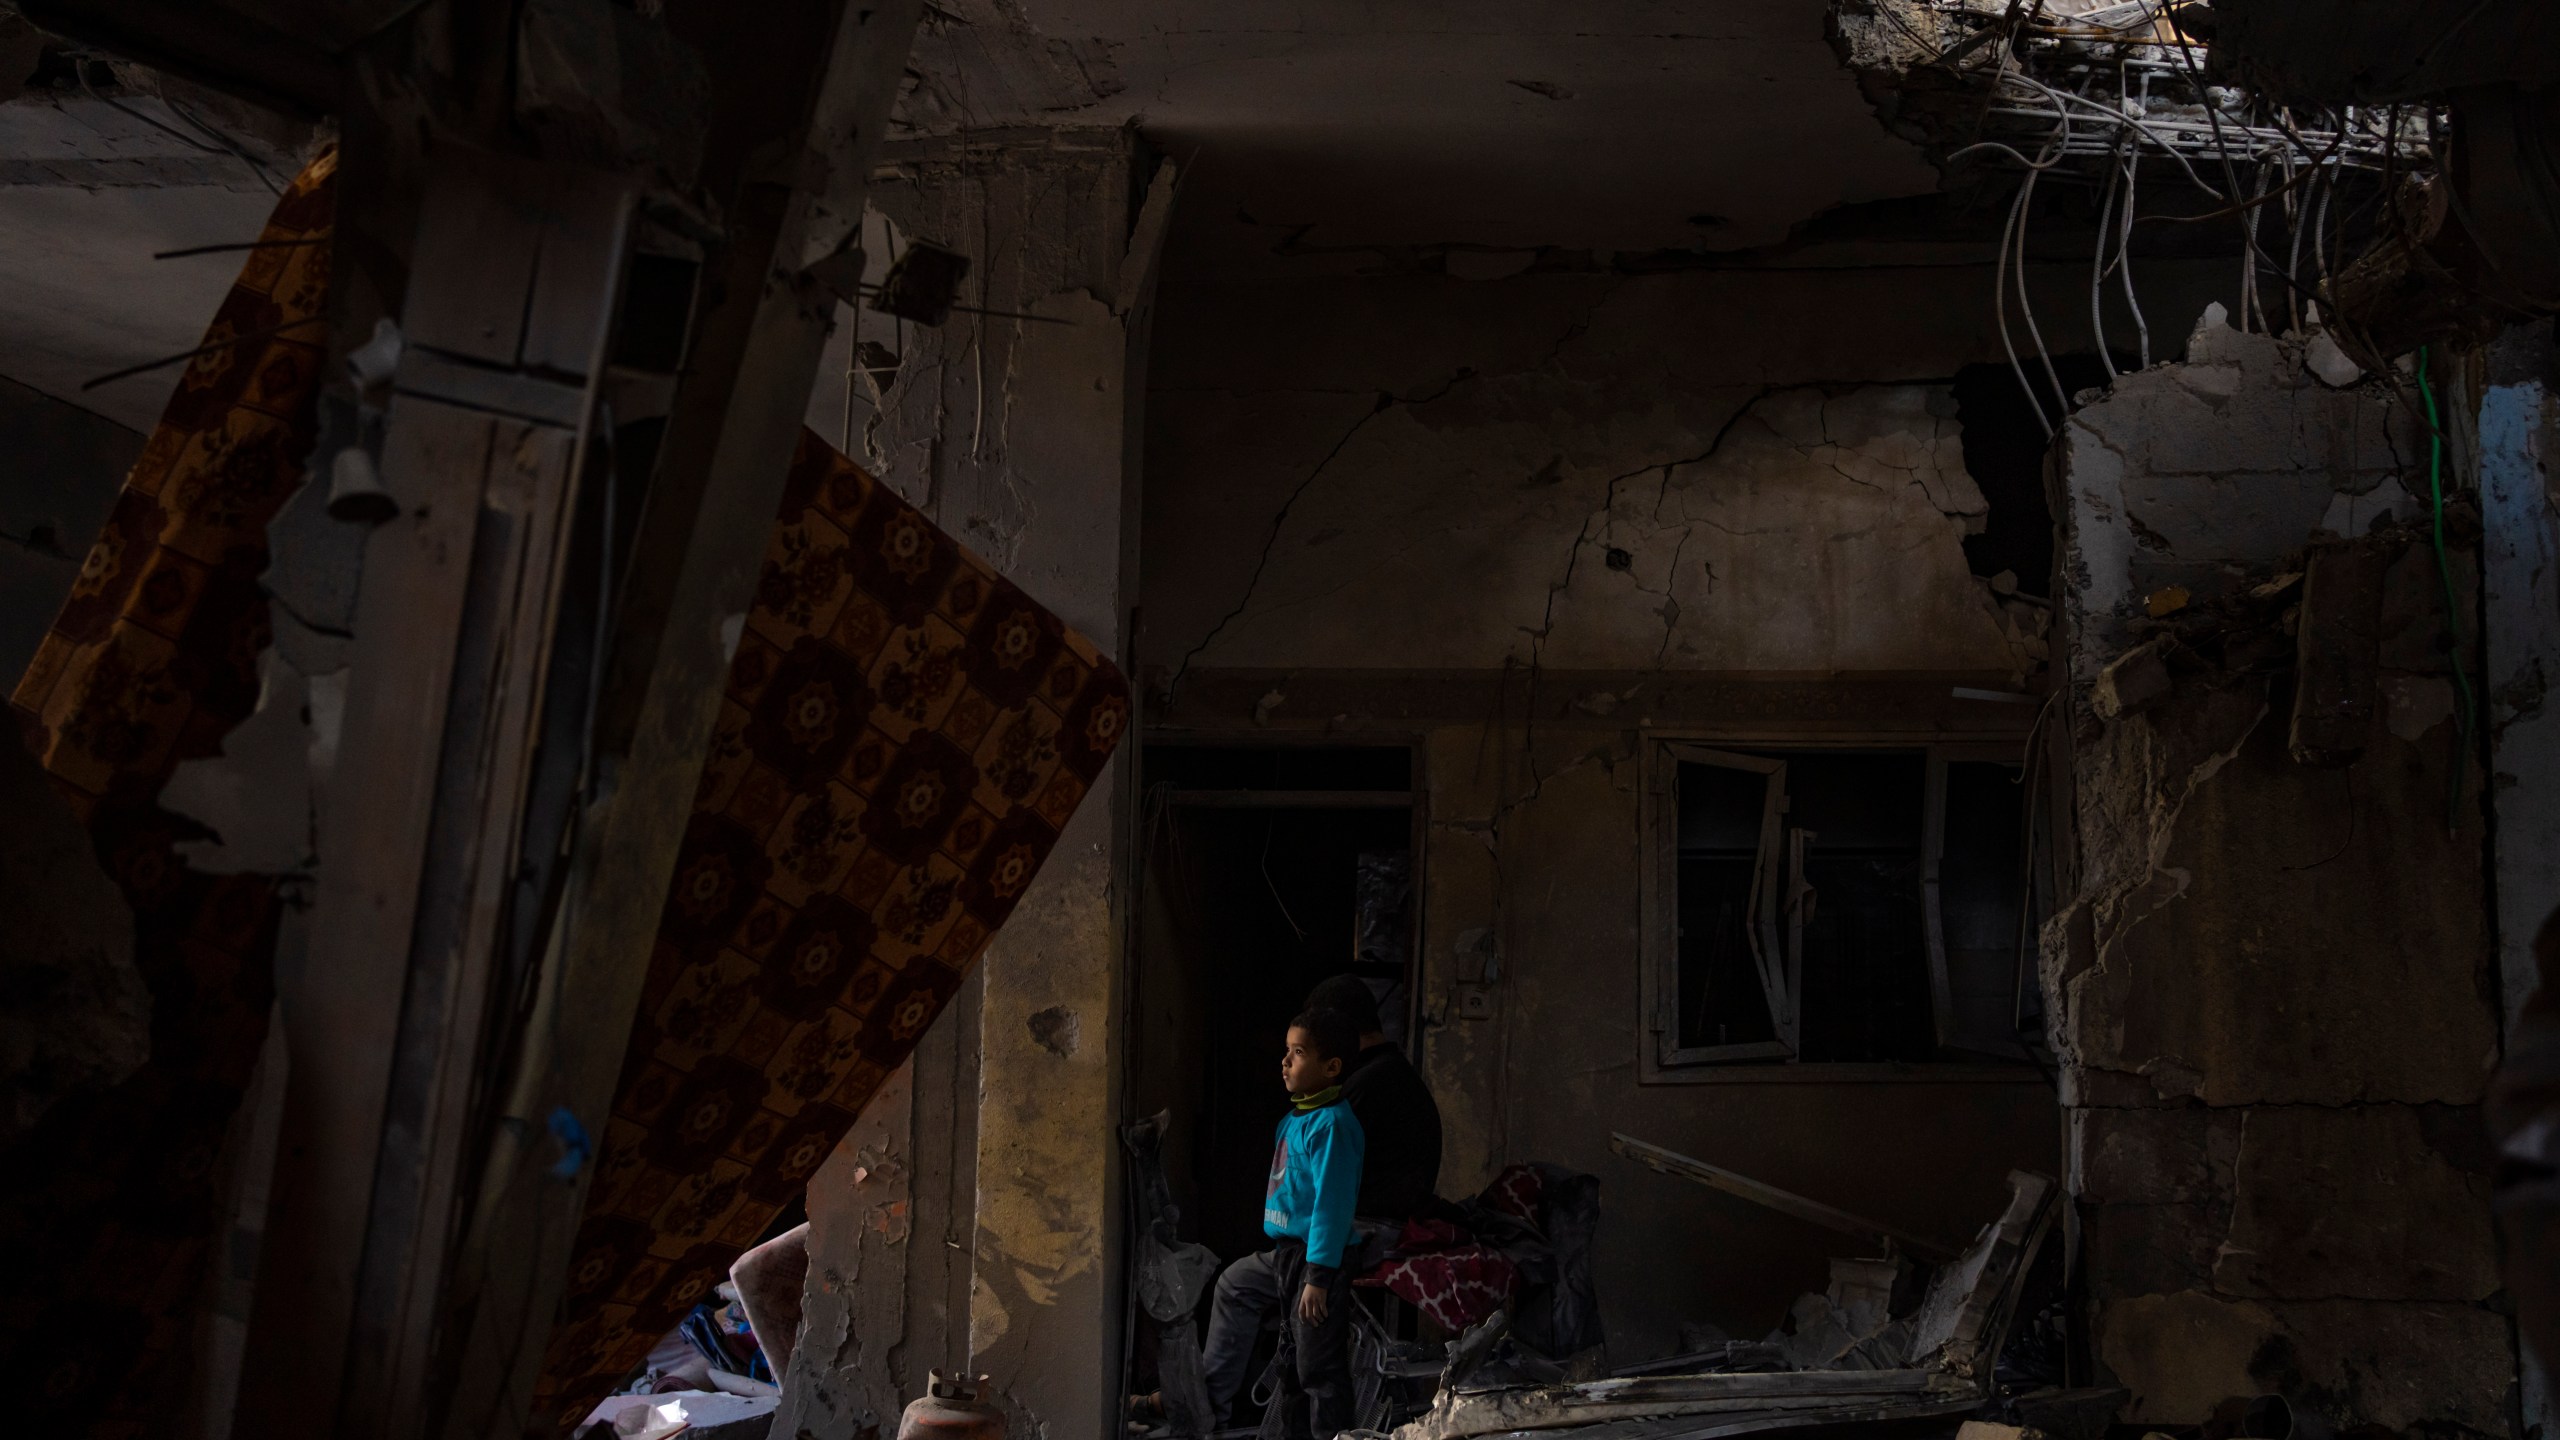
[2053,300,2506,1433]
[161,646,318,875]
[2092,640,2172,720]
[1389,1171,2058,1440]
[729,1224,812,1385]
[2302,332,2363,389]
[869,240,971,326]
[2058,305,2418,702]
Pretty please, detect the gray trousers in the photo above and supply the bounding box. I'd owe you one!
[1201,1245,1353,1436]
[1202,1249,1283,1414]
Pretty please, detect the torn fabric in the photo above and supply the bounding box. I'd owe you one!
[2,148,335,1436]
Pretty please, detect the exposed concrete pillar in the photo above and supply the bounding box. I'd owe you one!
[2049,311,2509,1434]
[780,127,1172,1440]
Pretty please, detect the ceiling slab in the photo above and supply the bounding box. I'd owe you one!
[0,94,286,431]
[896,0,1940,274]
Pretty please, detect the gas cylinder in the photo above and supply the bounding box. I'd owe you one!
[897,1370,1006,1440]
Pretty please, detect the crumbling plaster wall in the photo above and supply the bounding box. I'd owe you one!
[1412,706,2059,1360]
[2051,313,2511,1433]
[1139,259,2234,1360]
[1163,376,2037,678]
[778,127,1166,1440]
[1141,263,2210,687]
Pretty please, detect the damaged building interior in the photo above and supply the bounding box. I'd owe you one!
[2,0,2560,1438]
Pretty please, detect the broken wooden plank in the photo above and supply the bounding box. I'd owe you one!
[426,3,928,1435]
[1609,1134,1958,1263]
[1395,1371,1970,1440]
[1904,1170,2057,1377]
[2091,638,2172,720]
[235,399,501,1438]
[1444,1401,1982,1440]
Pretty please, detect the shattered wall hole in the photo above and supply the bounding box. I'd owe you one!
[1952,355,2121,597]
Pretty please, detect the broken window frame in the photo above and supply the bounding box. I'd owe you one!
[1646,744,1796,1064]
[1641,738,2045,1078]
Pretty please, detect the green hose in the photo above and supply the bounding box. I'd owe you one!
[2417,346,2477,831]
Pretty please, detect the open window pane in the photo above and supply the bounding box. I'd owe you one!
[1676,850,1779,1049]
[1782,752,1933,1063]
[1937,760,2030,1057]
[1656,743,2036,1072]
[1672,754,1788,1058]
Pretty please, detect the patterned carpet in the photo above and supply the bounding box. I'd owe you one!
[5,150,335,1436]
[529,431,1129,1428]
[2,140,1122,1433]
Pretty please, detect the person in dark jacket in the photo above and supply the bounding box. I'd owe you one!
[1304,973,1443,1221]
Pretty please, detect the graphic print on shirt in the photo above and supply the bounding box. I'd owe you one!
[1266,1132,1290,1227]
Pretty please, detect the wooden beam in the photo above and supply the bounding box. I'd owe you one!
[232,148,636,1440]
[1610,1133,1959,1263]
[427,2,926,1434]
[234,400,502,1439]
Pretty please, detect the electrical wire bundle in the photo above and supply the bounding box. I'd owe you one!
[1860,0,2441,431]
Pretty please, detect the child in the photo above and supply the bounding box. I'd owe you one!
[1200,1007,1367,1438]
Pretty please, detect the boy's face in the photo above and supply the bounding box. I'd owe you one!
[1281,1026,1344,1096]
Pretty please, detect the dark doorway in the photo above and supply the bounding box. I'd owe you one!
[1129,745,1416,1270]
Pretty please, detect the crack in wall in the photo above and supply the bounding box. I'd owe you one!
[1163,376,1459,700]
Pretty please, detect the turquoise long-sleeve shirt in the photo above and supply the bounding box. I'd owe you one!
[1263,1095,1366,1274]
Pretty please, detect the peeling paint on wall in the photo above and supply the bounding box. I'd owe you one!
[792,126,1150,1440]
[778,1062,917,1440]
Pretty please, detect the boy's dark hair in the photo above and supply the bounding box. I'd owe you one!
[1289,1007,1362,1065]
[1303,974,1383,1037]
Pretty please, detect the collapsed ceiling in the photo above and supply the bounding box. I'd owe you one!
[0,0,1958,418]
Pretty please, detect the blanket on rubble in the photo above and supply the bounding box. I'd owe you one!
[1361,1163,1602,1356]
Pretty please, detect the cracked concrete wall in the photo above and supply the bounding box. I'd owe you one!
[781,127,1162,1440]
[1409,712,2059,1361]
[2052,312,2511,1433]
[1133,258,2249,1366]
[1142,265,2175,684]
[1173,378,2043,678]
